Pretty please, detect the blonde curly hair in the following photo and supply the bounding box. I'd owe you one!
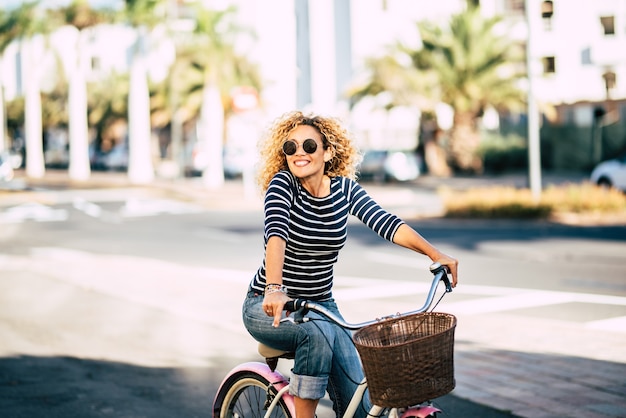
[256,110,362,193]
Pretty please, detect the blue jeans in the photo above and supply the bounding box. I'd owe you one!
[242,291,371,418]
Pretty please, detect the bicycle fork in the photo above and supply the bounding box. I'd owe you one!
[263,384,291,417]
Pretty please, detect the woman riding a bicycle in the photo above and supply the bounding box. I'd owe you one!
[242,111,458,418]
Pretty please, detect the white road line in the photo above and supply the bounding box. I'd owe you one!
[4,247,626,334]
[336,280,626,308]
[72,197,123,223]
[1,199,208,224]
[0,202,68,223]
[442,291,576,315]
[120,198,204,217]
[586,316,626,332]
[72,197,103,218]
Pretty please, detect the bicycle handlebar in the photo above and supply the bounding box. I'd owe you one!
[283,262,452,331]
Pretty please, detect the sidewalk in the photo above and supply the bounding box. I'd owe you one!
[1,170,626,418]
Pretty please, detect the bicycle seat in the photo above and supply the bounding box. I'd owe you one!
[258,343,294,372]
[258,343,294,359]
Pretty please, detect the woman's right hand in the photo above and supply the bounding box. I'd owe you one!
[263,291,291,327]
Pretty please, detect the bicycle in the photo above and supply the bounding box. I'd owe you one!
[212,262,456,418]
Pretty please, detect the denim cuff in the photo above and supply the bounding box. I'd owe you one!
[289,372,328,400]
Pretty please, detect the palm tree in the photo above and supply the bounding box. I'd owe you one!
[0,1,51,179]
[192,4,257,189]
[414,6,525,173]
[0,9,11,155]
[51,0,110,181]
[119,0,168,184]
[349,6,524,175]
[87,72,130,163]
[346,53,452,176]
[169,3,261,189]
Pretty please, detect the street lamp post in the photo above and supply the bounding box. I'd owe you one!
[526,0,542,201]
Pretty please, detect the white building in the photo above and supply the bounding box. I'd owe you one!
[232,0,626,132]
[483,0,626,126]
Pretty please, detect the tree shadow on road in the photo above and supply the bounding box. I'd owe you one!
[0,354,522,418]
[0,355,222,418]
[347,218,626,251]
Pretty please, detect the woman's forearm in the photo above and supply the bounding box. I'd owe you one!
[393,224,441,259]
[393,223,459,287]
[265,235,287,284]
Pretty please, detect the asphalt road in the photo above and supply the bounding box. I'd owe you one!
[1,178,625,417]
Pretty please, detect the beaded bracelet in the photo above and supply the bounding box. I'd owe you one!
[265,283,287,295]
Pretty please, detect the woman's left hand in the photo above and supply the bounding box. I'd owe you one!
[433,252,458,287]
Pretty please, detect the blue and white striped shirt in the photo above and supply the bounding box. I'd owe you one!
[251,170,405,301]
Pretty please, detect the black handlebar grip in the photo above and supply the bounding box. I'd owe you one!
[284,299,306,312]
[442,274,453,292]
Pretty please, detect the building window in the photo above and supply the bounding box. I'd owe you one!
[581,47,592,65]
[542,1,554,30]
[542,56,556,74]
[600,16,615,35]
[91,56,101,72]
[541,1,553,18]
[603,70,617,99]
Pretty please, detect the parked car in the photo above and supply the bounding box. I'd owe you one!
[590,153,626,191]
[91,142,129,171]
[0,152,15,182]
[358,150,421,182]
[184,142,254,178]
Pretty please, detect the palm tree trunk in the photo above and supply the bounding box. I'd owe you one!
[200,82,224,189]
[68,31,91,181]
[424,139,451,177]
[420,116,451,177]
[127,51,154,184]
[24,40,45,179]
[449,111,483,173]
[0,78,6,154]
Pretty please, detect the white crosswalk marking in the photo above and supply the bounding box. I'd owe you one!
[72,197,103,217]
[586,316,626,332]
[0,202,68,223]
[11,247,624,334]
[0,198,206,223]
[119,198,204,217]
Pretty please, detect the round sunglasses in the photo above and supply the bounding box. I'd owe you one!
[282,138,318,156]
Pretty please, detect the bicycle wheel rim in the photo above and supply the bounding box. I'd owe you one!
[216,372,293,418]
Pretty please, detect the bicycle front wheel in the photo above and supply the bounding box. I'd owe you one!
[213,370,294,418]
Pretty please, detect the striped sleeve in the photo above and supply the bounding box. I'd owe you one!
[264,171,294,242]
[343,178,405,241]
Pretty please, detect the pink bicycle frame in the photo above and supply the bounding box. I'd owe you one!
[215,362,441,418]
[400,404,441,418]
[214,361,296,415]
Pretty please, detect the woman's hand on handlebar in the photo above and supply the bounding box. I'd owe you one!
[433,252,458,288]
[263,291,292,327]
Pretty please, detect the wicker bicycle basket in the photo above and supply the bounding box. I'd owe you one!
[353,312,457,408]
